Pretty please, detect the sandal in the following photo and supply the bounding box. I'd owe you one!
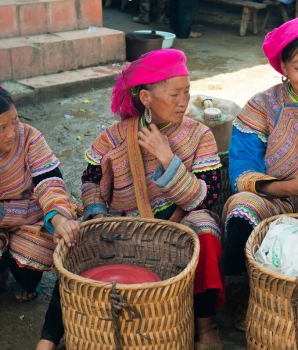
[14,282,41,302]
[234,303,247,332]
[195,323,223,350]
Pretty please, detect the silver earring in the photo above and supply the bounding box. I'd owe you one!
[145,107,152,124]
[281,75,289,85]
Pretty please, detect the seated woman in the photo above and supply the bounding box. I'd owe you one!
[37,48,224,350]
[0,87,80,301]
[220,18,298,331]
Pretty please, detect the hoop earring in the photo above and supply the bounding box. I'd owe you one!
[144,107,152,124]
[281,75,289,85]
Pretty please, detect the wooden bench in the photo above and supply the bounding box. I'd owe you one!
[206,0,267,36]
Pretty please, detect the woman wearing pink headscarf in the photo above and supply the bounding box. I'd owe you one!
[220,18,298,332]
[37,49,224,350]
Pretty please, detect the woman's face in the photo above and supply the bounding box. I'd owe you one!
[0,104,19,154]
[281,51,298,95]
[140,76,190,124]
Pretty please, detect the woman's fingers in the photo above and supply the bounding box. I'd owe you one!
[53,220,80,247]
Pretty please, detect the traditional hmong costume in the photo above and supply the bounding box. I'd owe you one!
[39,48,225,346]
[82,114,225,312]
[220,18,298,274]
[0,122,77,291]
[220,83,298,273]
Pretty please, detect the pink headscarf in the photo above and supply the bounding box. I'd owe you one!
[262,18,298,75]
[111,49,189,120]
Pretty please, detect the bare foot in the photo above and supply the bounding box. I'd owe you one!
[36,339,56,350]
[189,31,202,38]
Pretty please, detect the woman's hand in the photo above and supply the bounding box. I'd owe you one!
[51,214,80,247]
[138,124,174,169]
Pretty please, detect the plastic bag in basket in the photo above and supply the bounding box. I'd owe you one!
[254,215,298,276]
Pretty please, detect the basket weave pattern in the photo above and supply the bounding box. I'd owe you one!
[245,214,298,350]
[54,217,199,350]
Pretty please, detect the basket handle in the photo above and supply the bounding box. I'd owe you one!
[109,281,150,349]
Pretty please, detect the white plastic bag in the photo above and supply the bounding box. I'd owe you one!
[254,215,298,276]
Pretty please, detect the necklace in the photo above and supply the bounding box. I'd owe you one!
[140,114,172,130]
[288,83,298,103]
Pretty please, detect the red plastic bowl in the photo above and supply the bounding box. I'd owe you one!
[80,264,161,284]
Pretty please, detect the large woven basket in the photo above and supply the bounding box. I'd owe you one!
[245,214,298,350]
[54,217,199,350]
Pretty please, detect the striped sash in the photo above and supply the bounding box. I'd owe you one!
[127,117,154,218]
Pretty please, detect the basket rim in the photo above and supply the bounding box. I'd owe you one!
[245,213,298,282]
[54,217,200,290]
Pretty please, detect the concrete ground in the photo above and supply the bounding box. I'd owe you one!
[0,2,293,349]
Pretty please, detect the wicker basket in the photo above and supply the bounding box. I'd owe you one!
[245,214,298,350]
[54,217,199,350]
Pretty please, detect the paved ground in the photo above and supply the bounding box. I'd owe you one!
[0,2,294,349]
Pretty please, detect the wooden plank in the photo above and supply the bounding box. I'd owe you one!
[207,0,266,8]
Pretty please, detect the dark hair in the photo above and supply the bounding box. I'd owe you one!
[0,88,14,114]
[281,38,298,63]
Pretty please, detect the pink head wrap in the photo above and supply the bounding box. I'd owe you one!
[262,18,298,75]
[111,49,189,120]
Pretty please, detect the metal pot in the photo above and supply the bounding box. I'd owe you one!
[125,32,164,62]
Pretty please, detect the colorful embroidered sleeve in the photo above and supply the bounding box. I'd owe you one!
[84,127,117,165]
[192,128,221,172]
[81,164,107,219]
[154,126,221,211]
[229,127,276,193]
[27,127,60,176]
[81,128,120,219]
[28,127,77,220]
[233,93,272,143]
[154,155,207,211]
[34,177,77,220]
